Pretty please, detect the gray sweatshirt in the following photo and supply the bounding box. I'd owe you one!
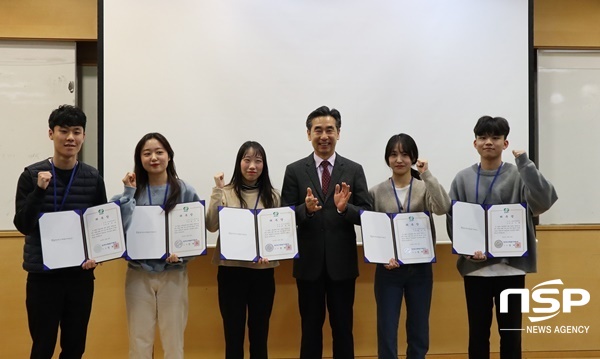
[447,153,558,276]
[369,170,451,244]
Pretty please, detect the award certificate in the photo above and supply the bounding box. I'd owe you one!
[126,206,167,260]
[487,203,527,257]
[83,202,126,263]
[39,211,86,270]
[451,201,486,255]
[39,202,126,269]
[360,211,395,264]
[392,212,435,264]
[360,210,435,265]
[218,207,258,261]
[168,202,207,257]
[256,207,298,261]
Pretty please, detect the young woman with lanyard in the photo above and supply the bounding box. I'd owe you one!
[368,133,451,359]
[206,141,280,359]
[112,132,200,359]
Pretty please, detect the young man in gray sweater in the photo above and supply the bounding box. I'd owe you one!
[447,116,558,359]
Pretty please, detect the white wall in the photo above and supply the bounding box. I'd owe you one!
[1,41,76,230]
[538,50,600,224]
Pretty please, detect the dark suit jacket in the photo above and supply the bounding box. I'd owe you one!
[281,153,373,281]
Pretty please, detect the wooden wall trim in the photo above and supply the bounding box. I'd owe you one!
[397,352,600,359]
[534,0,600,48]
[0,231,21,239]
[2,1,600,48]
[0,0,96,40]
[537,224,600,231]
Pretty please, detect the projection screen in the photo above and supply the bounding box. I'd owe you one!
[101,0,532,244]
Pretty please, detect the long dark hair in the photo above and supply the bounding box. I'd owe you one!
[229,141,277,209]
[385,133,421,179]
[133,132,181,212]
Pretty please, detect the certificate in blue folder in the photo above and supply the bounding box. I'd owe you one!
[218,206,298,261]
[39,201,126,270]
[451,201,527,258]
[360,210,436,265]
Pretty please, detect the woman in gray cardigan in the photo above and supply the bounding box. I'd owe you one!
[369,133,451,359]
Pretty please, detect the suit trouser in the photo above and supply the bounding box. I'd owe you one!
[463,275,525,359]
[125,267,189,359]
[218,266,276,359]
[26,274,94,359]
[296,271,356,359]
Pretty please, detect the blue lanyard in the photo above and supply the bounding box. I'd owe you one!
[51,160,78,212]
[147,183,169,206]
[390,177,413,213]
[253,189,262,210]
[475,162,503,205]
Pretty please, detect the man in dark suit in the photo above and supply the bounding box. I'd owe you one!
[281,106,373,359]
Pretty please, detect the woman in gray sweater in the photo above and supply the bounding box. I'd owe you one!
[369,133,451,359]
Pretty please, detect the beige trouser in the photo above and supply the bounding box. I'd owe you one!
[125,267,189,359]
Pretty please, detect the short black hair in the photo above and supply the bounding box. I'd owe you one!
[384,133,418,166]
[48,105,87,130]
[473,116,510,138]
[385,133,421,179]
[306,106,341,130]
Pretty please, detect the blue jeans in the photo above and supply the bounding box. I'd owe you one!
[374,263,433,359]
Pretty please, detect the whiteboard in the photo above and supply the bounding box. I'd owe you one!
[538,50,600,224]
[101,0,531,244]
[0,41,76,230]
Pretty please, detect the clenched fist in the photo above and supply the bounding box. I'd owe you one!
[37,171,52,190]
